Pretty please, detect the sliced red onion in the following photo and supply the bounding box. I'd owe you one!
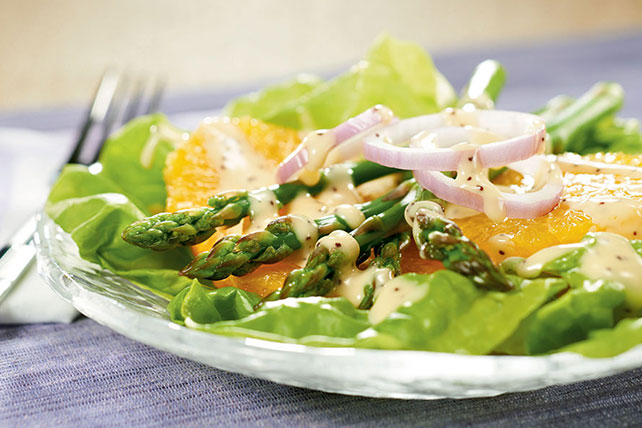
[276,105,395,184]
[363,109,546,171]
[414,155,563,220]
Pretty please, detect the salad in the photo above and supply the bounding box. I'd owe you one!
[46,34,642,358]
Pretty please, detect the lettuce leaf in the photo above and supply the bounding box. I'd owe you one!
[224,33,456,130]
[224,74,323,120]
[496,280,626,355]
[169,282,260,325]
[559,317,642,357]
[356,271,565,354]
[45,115,192,298]
[186,296,370,347]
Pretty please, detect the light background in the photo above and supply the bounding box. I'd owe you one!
[1,0,641,110]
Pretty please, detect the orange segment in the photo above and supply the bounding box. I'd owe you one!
[164,116,302,254]
[456,153,642,263]
[400,242,444,275]
[219,261,303,297]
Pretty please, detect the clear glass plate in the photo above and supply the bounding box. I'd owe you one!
[35,213,642,399]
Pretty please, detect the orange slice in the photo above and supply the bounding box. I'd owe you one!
[164,116,302,254]
[456,153,642,263]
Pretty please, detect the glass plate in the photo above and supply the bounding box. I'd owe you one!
[35,213,642,399]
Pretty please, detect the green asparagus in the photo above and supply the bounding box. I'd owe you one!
[409,202,513,291]
[258,186,430,305]
[458,59,507,109]
[122,160,399,251]
[178,180,416,280]
[358,232,410,309]
[546,82,624,153]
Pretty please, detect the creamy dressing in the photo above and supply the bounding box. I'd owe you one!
[288,215,319,266]
[316,230,361,260]
[452,142,507,222]
[487,233,516,257]
[315,230,396,307]
[405,201,445,247]
[566,198,642,239]
[332,265,393,307]
[333,204,365,229]
[368,276,428,324]
[579,232,642,310]
[296,105,394,186]
[442,106,480,127]
[512,231,642,309]
[404,200,444,225]
[297,131,337,186]
[287,164,363,220]
[245,190,280,233]
[195,118,276,192]
[512,243,584,278]
[142,124,189,168]
[554,153,642,178]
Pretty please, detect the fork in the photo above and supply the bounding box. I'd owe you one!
[0,70,165,304]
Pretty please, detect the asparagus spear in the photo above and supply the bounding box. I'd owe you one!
[178,179,416,280]
[546,82,624,153]
[458,59,507,109]
[258,232,410,308]
[357,232,410,309]
[262,210,415,305]
[533,94,574,123]
[409,202,513,291]
[122,160,398,251]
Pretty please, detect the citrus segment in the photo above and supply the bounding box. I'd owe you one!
[457,153,642,263]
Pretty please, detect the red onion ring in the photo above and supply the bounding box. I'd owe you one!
[276,105,395,184]
[363,109,546,171]
[414,155,563,219]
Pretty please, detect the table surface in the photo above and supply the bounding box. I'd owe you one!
[2,33,642,427]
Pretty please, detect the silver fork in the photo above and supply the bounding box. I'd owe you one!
[0,70,165,304]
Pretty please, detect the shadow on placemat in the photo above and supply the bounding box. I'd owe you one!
[2,318,641,428]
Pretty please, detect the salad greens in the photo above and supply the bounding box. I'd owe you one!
[225,33,457,130]
[45,115,193,299]
[44,34,642,358]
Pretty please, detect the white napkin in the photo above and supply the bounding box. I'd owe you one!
[0,127,79,324]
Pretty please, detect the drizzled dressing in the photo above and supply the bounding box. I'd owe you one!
[296,105,395,185]
[368,276,427,324]
[246,190,280,233]
[513,232,642,310]
[316,231,393,307]
[288,215,320,265]
[287,164,363,219]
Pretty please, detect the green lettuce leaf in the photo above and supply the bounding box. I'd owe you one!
[169,282,261,325]
[186,296,370,347]
[224,74,323,120]
[45,115,192,298]
[496,280,626,355]
[356,271,565,354]
[46,189,192,298]
[224,33,456,130]
[559,317,642,357]
[96,114,181,215]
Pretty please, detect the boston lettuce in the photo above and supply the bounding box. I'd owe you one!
[357,271,566,355]
[185,293,370,347]
[224,33,457,130]
[45,115,193,298]
[558,317,642,358]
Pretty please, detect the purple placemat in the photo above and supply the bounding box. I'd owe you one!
[2,318,641,428]
[2,32,642,427]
